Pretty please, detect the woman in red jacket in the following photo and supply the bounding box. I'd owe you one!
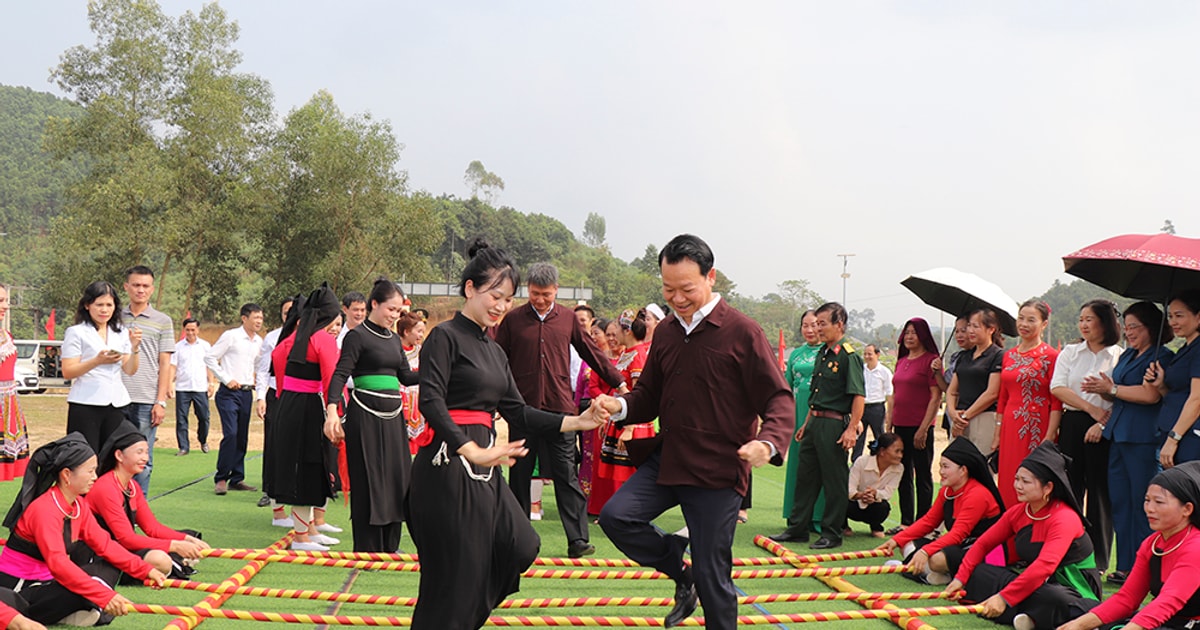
[942,441,1099,630]
[877,437,1003,585]
[0,434,165,626]
[89,422,207,577]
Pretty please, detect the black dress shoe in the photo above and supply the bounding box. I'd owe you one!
[810,536,842,550]
[567,541,595,558]
[256,494,272,508]
[665,579,698,628]
[230,481,257,492]
[769,531,808,544]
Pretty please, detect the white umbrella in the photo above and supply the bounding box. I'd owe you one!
[901,267,1020,337]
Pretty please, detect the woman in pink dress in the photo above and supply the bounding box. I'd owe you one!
[993,299,1062,509]
[0,285,29,481]
[588,309,654,515]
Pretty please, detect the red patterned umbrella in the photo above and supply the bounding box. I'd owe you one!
[1062,233,1200,301]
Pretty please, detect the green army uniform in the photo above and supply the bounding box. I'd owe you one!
[782,336,866,542]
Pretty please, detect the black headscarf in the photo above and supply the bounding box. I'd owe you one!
[98,421,147,475]
[4,433,95,528]
[942,437,1004,512]
[277,293,306,344]
[1151,461,1200,529]
[287,284,340,365]
[1019,441,1084,520]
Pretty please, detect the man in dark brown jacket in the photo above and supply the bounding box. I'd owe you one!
[495,262,624,558]
[596,234,794,630]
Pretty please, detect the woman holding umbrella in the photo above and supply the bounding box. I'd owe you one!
[1150,290,1200,469]
[1080,301,1170,585]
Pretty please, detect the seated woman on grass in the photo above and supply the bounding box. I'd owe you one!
[941,441,1100,630]
[89,422,208,578]
[877,437,1003,585]
[0,434,165,627]
[1058,461,1200,630]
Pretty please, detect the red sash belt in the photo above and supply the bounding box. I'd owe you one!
[282,376,322,394]
[449,409,493,428]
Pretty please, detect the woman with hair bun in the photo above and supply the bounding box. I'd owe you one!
[993,299,1061,509]
[324,279,419,553]
[406,238,606,629]
[844,432,904,537]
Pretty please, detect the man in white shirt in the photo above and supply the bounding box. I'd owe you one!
[335,291,367,348]
[852,344,894,461]
[169,318,215,455]
[205,303,264,496]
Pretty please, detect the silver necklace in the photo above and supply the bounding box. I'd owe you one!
[362,320,393,339]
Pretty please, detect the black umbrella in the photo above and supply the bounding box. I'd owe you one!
[901,267,1019,336]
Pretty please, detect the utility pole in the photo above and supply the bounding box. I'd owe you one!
[837,253,856,308]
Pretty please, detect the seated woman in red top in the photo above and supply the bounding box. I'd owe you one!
[1060,461,1200,630]
[0,595,43,630]
[90,422,208,578]
[0,433,165,627]
[878,438,1003,585]
[942,441,1100,630]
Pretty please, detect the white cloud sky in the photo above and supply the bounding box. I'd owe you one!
[5,1,1199,327]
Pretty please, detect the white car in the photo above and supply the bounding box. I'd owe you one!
[14,365,40,394]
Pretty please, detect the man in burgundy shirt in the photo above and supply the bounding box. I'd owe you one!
[494,262,624,558]
[595,234,794,630]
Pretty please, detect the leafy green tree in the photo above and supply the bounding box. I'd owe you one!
[257,91,439,297]
[582,212,606,248]
[1162,219,1176,235]
[463,160,505,204]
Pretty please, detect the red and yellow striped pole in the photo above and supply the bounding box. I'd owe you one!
[131,603,986,626]
[163,532,294,630]
[201,548,795,568]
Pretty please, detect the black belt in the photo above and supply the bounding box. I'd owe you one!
[865,402,885,407]
[221,384,254,392]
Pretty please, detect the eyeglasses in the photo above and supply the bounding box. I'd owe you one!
[1124,323,1144,332]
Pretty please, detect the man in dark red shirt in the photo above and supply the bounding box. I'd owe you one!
[494,262,624,558]
[595,234,794,630]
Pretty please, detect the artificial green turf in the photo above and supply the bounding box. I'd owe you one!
[0,450,1055,628]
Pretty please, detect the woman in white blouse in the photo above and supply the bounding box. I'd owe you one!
[845,432,904,537]
[1050,299,1123,578]
[61,281,142,452]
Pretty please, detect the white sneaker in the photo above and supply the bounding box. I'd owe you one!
[925,571,952,586]
[530,511,542,521]
[291,540,329,552]
[311,534,340,545]
[272,517,295,528]
[316,522,343,533]
[57,610,101,627]
[1012,613,1035,630]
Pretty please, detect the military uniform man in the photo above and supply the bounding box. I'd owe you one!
[772,301,865,550]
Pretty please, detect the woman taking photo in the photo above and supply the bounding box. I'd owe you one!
[782,311,822,527]
[880,438,1003,585]
[942,442,1100,630]
[947,309,1004,455]
[61,281,142,452]
[888,317,941,528]
[1051,299,1122,575]
[993,300,1061,509]
[0,434,165,627]
[325,279,419,552]
[1080,301,1169,584]
[89,423,207,578]
[406,239,605,630]
[1149,290,1200,469]
[1059,461,1200,630]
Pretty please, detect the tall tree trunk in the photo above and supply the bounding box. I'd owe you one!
[156,251,171,309]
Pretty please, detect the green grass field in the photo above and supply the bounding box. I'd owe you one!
[0,444,1022,629]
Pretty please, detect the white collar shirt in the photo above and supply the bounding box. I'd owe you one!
[676,294,722,336]
[171,338,212,393]
[1050,341,1123,412]
[204,326,262,387]
[863,363,894,404]
[62,323,132,406]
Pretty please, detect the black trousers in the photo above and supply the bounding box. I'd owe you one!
[894,424,935,525]
[66,403,132,454]
[845,500,890,533]
[964,564,1097,628]
[599,452,743,630]
[0,558,121,624]
[1060,410,1114,572]
[851,403,887,461]
[508,429,588,544]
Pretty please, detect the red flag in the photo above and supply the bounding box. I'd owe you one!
[778,329,786,371]
[44,309,56,340]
